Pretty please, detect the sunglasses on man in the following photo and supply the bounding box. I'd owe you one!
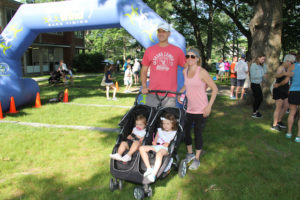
[185,54,196,59]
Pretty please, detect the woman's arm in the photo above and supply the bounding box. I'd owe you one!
[274,64,294,88]
[201,69,218,117]
[274,66,287,78]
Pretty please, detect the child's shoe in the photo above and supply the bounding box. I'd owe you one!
[295,137,300,143]
[122,154,132,162]
[143,168,153,177]
[286,133,292,139]
[110,153,122,161]
[147,173,156,183]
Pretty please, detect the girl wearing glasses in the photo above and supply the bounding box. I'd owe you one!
[178,48,218,170]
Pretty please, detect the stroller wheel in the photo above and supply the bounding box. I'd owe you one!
[144,185,152,197]
[118,180,123,190]
[133,187,145,200]
[109,178,115,192]
[178,159,188,178]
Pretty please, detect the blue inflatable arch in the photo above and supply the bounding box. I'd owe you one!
[0,0,186,112]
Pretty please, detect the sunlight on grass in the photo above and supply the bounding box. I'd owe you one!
[0,74,299,200]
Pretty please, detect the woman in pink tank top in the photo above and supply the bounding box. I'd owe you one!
[178,48,218,170]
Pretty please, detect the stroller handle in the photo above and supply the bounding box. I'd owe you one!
[134,90,181,107]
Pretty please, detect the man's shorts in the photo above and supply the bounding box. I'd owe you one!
[272,88,288,100]
[146,94,176,108]
[288,91,300,105]
[230,78,237,86]
[237,79,245,87]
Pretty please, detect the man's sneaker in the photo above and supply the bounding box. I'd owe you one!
[277,122,286,129]
[252,112,262,118]
[295,137,300,143]
[185,153,195,163]
[230,96,236,100]
[189,159,200,170]
[271,125,281,132]
[121,154,132,162]
[286,133,292,139]
[110,153,122,161]
[147,173,156,183]
[143,168,153,177]
[112,97,118,101]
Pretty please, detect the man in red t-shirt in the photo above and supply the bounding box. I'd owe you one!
[230,56,237,99]
[141,22,186,107]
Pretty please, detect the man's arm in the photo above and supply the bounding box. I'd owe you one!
[140,65,149,94]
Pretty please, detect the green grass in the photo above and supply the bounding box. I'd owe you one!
[0,74,299,200]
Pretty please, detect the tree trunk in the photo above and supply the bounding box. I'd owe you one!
[206,0,214,64]
[249,0,283,104]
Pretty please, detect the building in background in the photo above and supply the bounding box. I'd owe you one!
[0,0,85,75]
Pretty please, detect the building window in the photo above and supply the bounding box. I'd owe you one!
[75,31,84,38]
[5,8,16,25]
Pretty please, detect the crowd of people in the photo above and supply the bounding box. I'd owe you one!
[218,51,300,142]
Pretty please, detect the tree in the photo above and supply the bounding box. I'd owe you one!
[249,0,283,103]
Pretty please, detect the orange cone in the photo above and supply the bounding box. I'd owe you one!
[0,101,4,119]
[116,81,119,91]
[7,96,18,114]
[63,88,68,103]
[33,92,42,108]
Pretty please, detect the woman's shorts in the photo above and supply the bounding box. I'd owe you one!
[237,79,245,87]
[288,91,300,105]
[105,82,113,86]
[272,88,288,100]
[231,78,237,86]
[134,71,139,75]
[225,70,229,72]
[152,145,168,152]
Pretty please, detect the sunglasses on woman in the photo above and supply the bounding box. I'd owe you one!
[185,54,196,59]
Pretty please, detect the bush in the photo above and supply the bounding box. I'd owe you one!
[72,53,105,73]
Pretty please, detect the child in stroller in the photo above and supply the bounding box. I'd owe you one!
[139,113,178,183]
[110,114,147,162]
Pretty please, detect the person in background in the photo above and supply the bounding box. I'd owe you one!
[224,59,230,81]
[230,56,237,99]
[218,60,225,82]
[133,58,141,85]
[271,54,295,131]
[215,60,220,80]
[250,55,266,118]
[124,63,133,93]
[235,54,248,100]
[274,51,300,142]
[57,59,68,83]
[104,64,117,100]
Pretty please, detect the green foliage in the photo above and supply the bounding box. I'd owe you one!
[72,53,105,73]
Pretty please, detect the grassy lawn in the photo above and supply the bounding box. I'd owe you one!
[0,73,299,200]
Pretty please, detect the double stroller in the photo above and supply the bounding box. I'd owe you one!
[109,90,188,199]
[48,71,62,84]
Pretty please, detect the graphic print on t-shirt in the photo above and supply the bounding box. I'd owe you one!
[153,52,175,71]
